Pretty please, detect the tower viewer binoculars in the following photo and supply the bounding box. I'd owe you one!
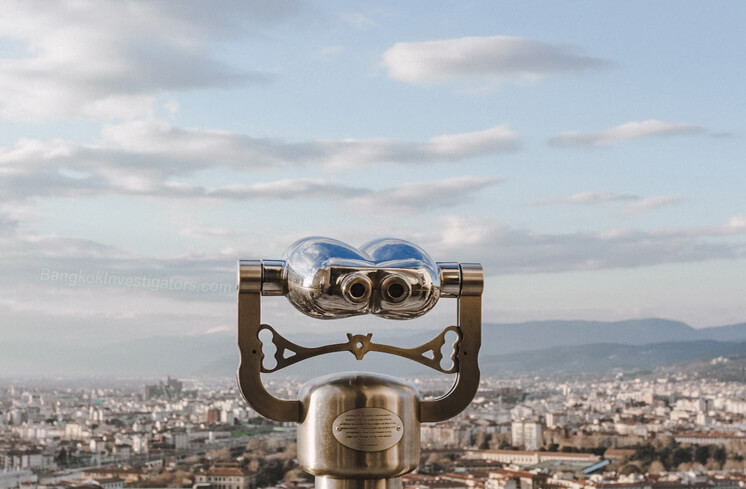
[237,237,483,489]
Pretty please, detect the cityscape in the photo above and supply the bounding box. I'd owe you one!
[2,369,746,489]
[2,3,745,489]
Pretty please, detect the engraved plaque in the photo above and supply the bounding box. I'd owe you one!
[332,407,404,452]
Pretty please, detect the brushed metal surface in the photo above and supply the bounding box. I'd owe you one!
[297,373,420,480]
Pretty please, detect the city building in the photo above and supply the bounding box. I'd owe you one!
[195,465,256,489]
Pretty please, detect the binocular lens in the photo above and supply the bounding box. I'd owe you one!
[342,274,372,304]
[381,275,411,304]
[388,282,405,299]
[349,282,367,299]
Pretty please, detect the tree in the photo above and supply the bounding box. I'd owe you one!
[283,468,312,482]
[648,460,665,474]
[632,444,656,466]
[426,452,441,465]
[723,459,745,470]
[184,455,201,465]
[620,463,641,475]
[245,438,265,452]
[207,447,232,462]
[475,431,491,450]
[694,446,709,466]
[672,447,692,467]
[713,446,727,467]
[136,470,191,488]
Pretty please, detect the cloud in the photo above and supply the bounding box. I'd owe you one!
[349,176,501,214]
[315,124,519,171]
[530,191,683,215]
[125,176,498,215]
[726,216,746,232]
[0,121,517,201]
[531,192,638,206]
[96,120,517,172]
[381,35,608,87]
[620,196,683,215]
[166,178,366,200]
[431,215,746,274]
[549,120,704,147]
[0,1,301,121]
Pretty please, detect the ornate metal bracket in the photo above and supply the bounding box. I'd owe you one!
[258,324,461,374]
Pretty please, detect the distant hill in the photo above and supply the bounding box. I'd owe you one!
[2,318,745,379]
[480,340,746,375]
[481,319,746,355]
[658,350,746,382]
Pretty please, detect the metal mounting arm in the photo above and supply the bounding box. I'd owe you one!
[237,260,301,422]
[236,259,483,424]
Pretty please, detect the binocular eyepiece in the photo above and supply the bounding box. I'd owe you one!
[241,237,468,320]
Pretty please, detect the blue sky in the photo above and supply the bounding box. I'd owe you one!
[1,1,745,348]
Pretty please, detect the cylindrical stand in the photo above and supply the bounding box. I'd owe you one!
[297,373,420,488]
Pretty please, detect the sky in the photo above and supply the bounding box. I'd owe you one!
[1,1,745,351]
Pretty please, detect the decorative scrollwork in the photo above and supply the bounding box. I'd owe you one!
[258,324,461,374]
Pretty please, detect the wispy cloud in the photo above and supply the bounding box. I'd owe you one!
[431,215,746,274]
[0,1,301,121]
[620,196,683,215]
[0,121,518,201]
[2,172,495,218]
[166,178,366,201]
[530,192,638,206]
[530,191,683,215]
[549,120,704,147]
[381,35,608,87]
[169,176,499,214]
[349,176,501,214]
[316,124,519,171]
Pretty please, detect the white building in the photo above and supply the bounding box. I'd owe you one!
[195,467,255,489]
[173,431,190,451]
[546,413,566,428]
[511,420,542,450]
[0,449,44,471]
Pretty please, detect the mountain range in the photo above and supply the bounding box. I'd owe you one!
[2,318,745,379]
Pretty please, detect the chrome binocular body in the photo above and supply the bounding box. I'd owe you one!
[236,237,483,489]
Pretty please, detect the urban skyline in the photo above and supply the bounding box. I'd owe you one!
[3,372,746,488]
